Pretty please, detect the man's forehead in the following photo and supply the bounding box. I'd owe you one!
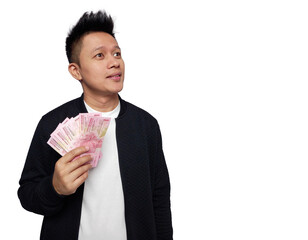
[81,32,119,52]
[91,45,121,53]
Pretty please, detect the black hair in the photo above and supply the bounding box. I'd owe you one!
[65,10,115,64]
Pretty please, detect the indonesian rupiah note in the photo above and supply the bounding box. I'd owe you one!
[47,113,111,167]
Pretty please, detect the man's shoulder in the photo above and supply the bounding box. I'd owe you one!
[37,95,84,133]
[125,100,156,120]
[42,95,84,120]
[122,99,160,129]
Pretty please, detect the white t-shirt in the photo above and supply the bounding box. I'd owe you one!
[78,101,127,240]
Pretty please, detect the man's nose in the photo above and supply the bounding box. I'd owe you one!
[108,56,120,68]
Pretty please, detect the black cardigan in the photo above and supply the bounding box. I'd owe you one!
[18,95,173,240]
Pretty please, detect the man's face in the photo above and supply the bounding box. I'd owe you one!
[74,32,125,96]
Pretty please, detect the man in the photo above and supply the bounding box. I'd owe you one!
[18,10,173,240]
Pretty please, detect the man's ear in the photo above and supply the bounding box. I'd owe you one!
[68,63,82,81]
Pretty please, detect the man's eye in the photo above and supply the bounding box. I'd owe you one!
[95,53,103,58]
[114,52,121,57]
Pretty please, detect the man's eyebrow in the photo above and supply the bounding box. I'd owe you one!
[92,45,121,53]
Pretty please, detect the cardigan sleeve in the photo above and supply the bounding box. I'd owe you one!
[17,117,67,216]
[153,122,173,240]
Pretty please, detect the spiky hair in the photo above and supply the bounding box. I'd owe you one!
[65,10,115,64]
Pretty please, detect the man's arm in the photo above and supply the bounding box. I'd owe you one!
[17,118,92,216]
[153,123,173,240]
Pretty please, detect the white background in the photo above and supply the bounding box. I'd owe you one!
[1,0,308,239]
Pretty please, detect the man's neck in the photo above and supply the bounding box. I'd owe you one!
[83,92,119,113]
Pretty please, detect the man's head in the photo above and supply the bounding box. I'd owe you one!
[66,11,125,97]
[66,10,115,64]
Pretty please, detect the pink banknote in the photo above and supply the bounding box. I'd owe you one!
[47,113,111,167]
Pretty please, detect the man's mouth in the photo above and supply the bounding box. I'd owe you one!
[107,73,122,81]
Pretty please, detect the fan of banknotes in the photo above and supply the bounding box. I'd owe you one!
[47,113,111,167]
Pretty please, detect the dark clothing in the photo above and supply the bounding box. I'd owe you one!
[18,94,173,240]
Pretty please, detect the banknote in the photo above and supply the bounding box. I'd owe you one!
[47,113,111,167]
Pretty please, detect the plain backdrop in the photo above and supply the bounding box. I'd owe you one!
[1,0,308,239]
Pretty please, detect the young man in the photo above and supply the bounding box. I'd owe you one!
[18,11,173,240]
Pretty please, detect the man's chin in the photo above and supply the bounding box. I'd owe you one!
[102,87,123,96]
[112,84,124,94]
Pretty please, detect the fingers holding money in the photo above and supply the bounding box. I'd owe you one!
[48,113,111,195]
[52,146,93,196]
[62,146,90,164]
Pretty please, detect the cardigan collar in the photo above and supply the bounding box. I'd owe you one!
[77,93,127,119]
